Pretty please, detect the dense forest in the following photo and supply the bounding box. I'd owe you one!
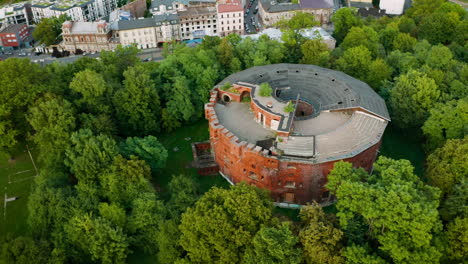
[0,0,467,263]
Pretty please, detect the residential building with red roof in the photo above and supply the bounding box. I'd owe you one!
[217,0,244,37]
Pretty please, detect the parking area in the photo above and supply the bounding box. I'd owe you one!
[244,0,262,34]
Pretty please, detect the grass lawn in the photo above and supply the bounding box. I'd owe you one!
[154,118,230,198]
[380,123,426,178]
[0,143,38,238]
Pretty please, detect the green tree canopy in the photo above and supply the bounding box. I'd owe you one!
[244,223,302,264]
[331,8,362,43]
[340,26,380,57]
[64,214,129,264]
[0,58,46,154]
[179,184,273,263]
[299,202,344,264]
[422,99,468,151]
[389,70,440,128]
[64,129,119,182]
[426,137,468,197]
[446,217,468,262]
[300,39,330,67]
[113,64,161,136]
[119,135,168,171]
[327,157,442,264]
[336,45,372,81]
[69,69,113,114]
[32,15,69,46]
[27,94,76,167]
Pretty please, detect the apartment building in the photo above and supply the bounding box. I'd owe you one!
[31,0,117,23]
[61,20,116,52]
[0,2,32,26]
[0,23,31,49]
[258,0,333,26]
[217,0,243,37]
[118,14,180,48]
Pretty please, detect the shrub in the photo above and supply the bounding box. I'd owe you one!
[259,83,273,97]
[284,101,295,113]
[221,82,231,91]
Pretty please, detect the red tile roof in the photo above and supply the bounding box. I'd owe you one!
[217,0,243,13]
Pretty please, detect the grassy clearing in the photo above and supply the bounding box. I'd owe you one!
[380,124,426,178]
[154,119,230,199]
[0,143,38,237]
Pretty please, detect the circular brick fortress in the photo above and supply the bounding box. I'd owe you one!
[205,64,390,205]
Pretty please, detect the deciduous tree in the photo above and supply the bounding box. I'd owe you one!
[179,184,273,263]
[422,99,468,151]
[244,223,302,264]
[299,202,344,264]
[389,70,440,128]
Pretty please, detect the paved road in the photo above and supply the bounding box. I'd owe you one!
[449,0,468,8]
[0,48,164,65]
[245,0,262,34]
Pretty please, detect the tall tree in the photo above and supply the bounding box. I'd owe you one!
[336,45,372,81]
[340,26,380,57]
[389,70,440,128]
[446,217,468,262]
[300,39,330,67]
[179,184,273,263]
[366,58,393,90]
[113,64,161,136]
[69,69,113,114]
[32,15,69,46]
[65,214,129,264]
[422,99,468,151]
[64,129,119,183]
[0,58,46,154]
[165,76,195,123]
[101,155,153,208]
[331,8,362,43]
[425,137,468,197]
[244,223,302,264]
[299,202,344,264]
[27,95,76,167]
[327,158,442,264]
[100,45,140,80]
[119,136,168,171]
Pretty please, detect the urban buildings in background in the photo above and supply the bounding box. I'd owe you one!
[0,23,32,49]
[30,0,118,23]
[258,0,333,26]
[0,2,32,26]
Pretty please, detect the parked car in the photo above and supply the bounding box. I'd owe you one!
[19,52,27,56]
[246,8,250,14]
[5,51,13,55]
[35,52,42,56]
[254,6,258,14]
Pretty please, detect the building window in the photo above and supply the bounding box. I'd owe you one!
[285,182,296,188]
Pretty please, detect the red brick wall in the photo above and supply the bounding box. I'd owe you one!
[205,89,383,204]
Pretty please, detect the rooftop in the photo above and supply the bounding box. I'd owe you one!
[64,20,108,34]
[117,14,179,30]
[217,0,243,13]
[0,23,26,34]
[213,64,389,162]
[260,0,333,13]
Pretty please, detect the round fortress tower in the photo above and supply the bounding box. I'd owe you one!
[204,64,390,205]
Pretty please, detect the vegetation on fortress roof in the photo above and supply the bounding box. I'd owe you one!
[0,0,467,263]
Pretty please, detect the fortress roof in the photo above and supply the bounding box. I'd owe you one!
[212,64,390,162]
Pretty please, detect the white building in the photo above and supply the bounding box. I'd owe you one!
[0,2,32,26]
[117,14,181,48]
[217,0,243,37]
[379,0,406,15]
[31,0,117,23]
